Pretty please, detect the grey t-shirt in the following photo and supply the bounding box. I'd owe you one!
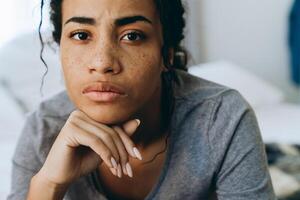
[7,70,276,200]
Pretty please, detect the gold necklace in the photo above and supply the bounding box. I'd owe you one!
[139,132,170,165]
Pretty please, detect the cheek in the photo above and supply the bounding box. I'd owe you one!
[60,48,87,99]
[121,49,163,97]
[61,45,85,70]
[122,45,163,76]
[61,44,89,78]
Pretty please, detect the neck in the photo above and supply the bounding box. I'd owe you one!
[131,71,174,151]
[131,86,163,149]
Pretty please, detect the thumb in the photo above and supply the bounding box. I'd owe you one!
[122,119,141,136]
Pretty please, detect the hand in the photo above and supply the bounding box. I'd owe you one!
[36,110,141,188]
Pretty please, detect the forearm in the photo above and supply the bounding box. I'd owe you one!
[27,174,68,200]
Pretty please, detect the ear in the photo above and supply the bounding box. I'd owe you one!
[162,48,174,72]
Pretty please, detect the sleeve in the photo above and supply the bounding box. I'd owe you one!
[208,90,276,200]
[7,112,44,200]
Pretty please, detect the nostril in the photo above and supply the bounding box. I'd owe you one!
[88,64,121,75]
[105,67,114,73]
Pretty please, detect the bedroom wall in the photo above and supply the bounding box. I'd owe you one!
[0,0,49,45]
[184,0,300,103]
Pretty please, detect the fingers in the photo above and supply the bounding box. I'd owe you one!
[113,126,143,178]
[70,111,140,178]
[75,110,141,156]
[66,121,115,170]
[122,119,141,136]
[70,110,141,178]
[74,117,135,176]
[118,120,143,160]
[112,126,142,161]
[74,110,117,135]
[112,126,136,177]
[71,117,129,178]
[71,116,121,164]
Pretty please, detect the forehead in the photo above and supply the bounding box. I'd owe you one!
[61,0,159,24]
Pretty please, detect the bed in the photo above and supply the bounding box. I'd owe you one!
[1,32,300,199]
[0,32,64,199]
[189,61,300,199]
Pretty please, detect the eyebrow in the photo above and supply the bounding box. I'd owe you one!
[64,17,96,26]
[64,15,152,26]
[115,15,152,26]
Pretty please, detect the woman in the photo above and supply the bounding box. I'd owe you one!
[8,0,276,199]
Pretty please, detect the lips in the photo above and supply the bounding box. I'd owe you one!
[82,82,127,102]
[83,82,126,94]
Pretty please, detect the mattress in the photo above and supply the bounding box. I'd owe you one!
[256,103,300,144]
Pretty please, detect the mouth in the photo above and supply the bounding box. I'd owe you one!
[82,82,127,102]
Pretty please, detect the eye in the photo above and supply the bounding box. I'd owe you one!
[121,31,145,41]
[70,31,90,41]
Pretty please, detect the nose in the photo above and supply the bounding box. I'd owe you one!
[88,42,121,75]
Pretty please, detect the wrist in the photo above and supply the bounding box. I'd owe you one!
[27,173,69,200]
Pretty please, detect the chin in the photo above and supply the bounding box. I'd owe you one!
[80,104,135,126]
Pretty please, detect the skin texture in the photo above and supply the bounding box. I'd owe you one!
[60,0,166,126]
[27,1,171,199]
[27,110,141,200]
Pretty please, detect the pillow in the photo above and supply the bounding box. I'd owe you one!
[0,83,24,138]
[255,103,300,144]
[188,61,286,109]
[0,84,25,199]
[0,31,65,113]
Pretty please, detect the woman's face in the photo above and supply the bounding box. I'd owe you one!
[60,0,166,124]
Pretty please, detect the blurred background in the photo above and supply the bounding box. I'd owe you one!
[1,0,300,199]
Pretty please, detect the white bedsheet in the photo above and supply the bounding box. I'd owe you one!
[0,86,25,199]
[256,103,300,144]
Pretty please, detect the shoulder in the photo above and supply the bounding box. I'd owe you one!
[173,70,252,118]
[13,90,75,167]
[28,90,76,137]
[26,90,75,143]
[37,90,76,119]
[172,70,255,149]
[172,70,261,169]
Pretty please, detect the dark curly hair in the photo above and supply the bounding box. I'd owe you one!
[39,0,188,154]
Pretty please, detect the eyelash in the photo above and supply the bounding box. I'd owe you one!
[70,31,91,41]
[69,31,146,42]
[121,31,146,41]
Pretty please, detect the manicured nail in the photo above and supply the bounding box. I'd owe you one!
[122,165,128,175]
[126,162,133,178]
[117,164,122,178]
[111,157,118,169]
[133,147,142,160]
[135,119,141,126]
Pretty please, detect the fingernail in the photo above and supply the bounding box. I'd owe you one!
[126,162,133,178]
[117,164,122,178]
[135,119,141,126]
[110,167,117,176]
[133,147,142,160]
[111,157,118,169]
[122,165,128,175]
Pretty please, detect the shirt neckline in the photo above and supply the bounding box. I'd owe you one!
[143,124,176,200]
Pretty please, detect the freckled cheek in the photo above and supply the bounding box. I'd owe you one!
[61,46,87,67]
[61,51,86,94]
[120,50,163,97]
